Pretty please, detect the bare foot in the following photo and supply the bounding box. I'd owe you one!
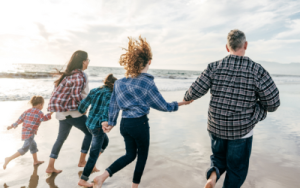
[3,158,10,170]
[92,166,100,173]
[34,160,44,165]
[93,176,104,188]
[46,167,62,174]
[78,179,93,187]
[78,161,87,167]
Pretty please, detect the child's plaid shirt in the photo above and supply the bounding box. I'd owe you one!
[12,108,52,140]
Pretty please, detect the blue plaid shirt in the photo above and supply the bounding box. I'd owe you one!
[78,86,112,129]
[108,73,178,126]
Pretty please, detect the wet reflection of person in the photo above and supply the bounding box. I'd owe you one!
[3,164,41,188]
[46,172,59,188]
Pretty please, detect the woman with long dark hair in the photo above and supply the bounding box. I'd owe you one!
[45,50,92,174]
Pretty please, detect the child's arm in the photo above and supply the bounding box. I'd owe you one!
[78,90,93,114]
[10,112,26,129]
[148,83,179,112]
[39,111,52,122]
[108,89,120,126]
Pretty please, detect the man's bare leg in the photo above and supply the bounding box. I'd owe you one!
[78,152,87,167]
[93,170,109,188]
[45,158,62,173]
[3,152,21,170]
[204,171,217,188]
[32,153,44,165]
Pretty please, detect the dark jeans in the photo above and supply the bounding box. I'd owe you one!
[50,115,92,159]
[81,127,109,181]
[206,132,253,188]
[106,115,150,184]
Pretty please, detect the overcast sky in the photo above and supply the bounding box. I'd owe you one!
[0,0,299,70]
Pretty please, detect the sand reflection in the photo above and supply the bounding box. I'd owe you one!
[46,173,59,188]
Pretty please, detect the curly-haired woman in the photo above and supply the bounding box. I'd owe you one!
[93,36,192,188]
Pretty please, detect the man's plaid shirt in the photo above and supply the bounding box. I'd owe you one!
[78,86,112,130]
[12,108,52,140]
[48,69,86,112]
[184,55,280,140]
[108,73,178,126]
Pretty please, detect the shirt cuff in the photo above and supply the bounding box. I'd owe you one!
[183,90,191,101]
[12,123,18,128]
[108,121,117,126]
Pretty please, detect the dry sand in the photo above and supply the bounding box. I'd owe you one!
[0,85,300,188]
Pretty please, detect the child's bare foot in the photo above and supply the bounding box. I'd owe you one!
[78,179,93,187]
[93,166,100,173]
[93,175,105,188]
[3,157,10,170]
[46,167,62,174]
[34,160,44,165]
[78,161,87,167]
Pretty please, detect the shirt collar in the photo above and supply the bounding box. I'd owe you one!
[140,73,154,79]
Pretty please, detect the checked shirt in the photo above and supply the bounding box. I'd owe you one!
[184,55,280,140]
[108,73,178,126]
[78,86,112,130]
[12,108,52,140]
[48,69,86,112]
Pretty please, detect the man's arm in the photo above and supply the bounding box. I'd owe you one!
[256,71,280,112]
[184,65,212,101]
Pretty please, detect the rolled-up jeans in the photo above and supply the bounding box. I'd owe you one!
[50,115,92,159]
[81,126,109,181]
[18,135,38,155]
[106,115,150,184]
[206,132,253,188]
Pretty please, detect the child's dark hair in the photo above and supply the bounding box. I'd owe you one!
[103,74,117,91]
[29,96,44,106]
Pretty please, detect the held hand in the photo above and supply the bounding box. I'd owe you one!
[50,112,54,115]
[178,99,194,106]
[83,110,88,115]
[102,123,114,133]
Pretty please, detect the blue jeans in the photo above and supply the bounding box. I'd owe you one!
[106,115,150,184]
[18,135,38,155]
[206,132,253,188]
[81,127,109,181]
[50,115,92,159]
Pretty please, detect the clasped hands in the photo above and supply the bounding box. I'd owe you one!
[102,121,114,133]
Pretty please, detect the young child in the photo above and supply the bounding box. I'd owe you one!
[77,74,117,187]
[3,96,53,170]
[93,36,192,188]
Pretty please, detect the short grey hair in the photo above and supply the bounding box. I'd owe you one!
[227,29,246,51]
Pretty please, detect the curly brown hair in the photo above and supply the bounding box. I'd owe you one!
[119,36,152,78]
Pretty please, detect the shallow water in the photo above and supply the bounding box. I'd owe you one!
[0,85,300,188]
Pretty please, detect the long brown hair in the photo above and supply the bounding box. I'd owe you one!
[29,96,44,106]
[103,74,117,91]
[54,50,88,87]
[119,36,152,78]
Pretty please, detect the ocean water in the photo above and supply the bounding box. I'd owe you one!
[0,63,300,101]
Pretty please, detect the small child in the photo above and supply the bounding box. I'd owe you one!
[77,74,117,187]
[3,96,53,170]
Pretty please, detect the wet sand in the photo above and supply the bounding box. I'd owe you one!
[1,85,300,188]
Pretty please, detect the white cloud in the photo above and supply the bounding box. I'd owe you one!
[0,0,299,69]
